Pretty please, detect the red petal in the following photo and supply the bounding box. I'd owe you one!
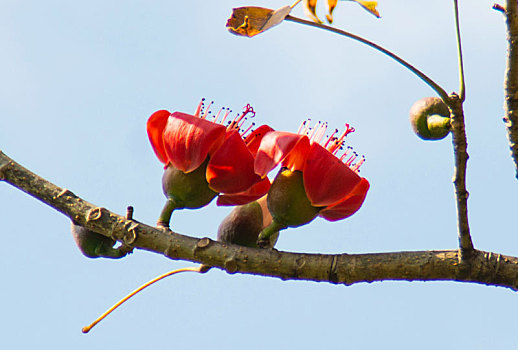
[244,124,274,157]
[216,177,271,206]
[303,143,361,207]
[254,131,310,176]
[319,178,370,221]
[163,112,226,173]
[206,130,259,194]
[146,110,170,164]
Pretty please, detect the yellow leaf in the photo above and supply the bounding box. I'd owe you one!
[353,0,381,18]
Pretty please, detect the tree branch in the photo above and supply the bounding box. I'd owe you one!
[448,94,474,258]
[1,150,517,290]
[503,0,518,177]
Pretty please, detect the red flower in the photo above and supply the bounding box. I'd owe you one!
[147,100,273,227]
[254,120,369,246]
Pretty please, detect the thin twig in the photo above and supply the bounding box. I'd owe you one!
[284,15,450,101]
[502,0,518,177]
[448,95,474,258]
[454,0,466,101]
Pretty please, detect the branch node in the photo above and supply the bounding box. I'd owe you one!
[196,237,211,249]
[224,258,238,274]
[296,257,306,269]
[56,188,74,199]
[124,222,139,245]
[87,207,105,222]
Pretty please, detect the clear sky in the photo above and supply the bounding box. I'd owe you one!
[1,0,517,348]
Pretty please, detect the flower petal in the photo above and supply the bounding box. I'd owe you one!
[163,112,226,173]
[216,177,271,206]
[206,130,259,194]
[327,0,338,23]
[244,124,274,157]
[303,142,361,207]
[254,131,310,176]
[319,178,370,221]
[304,0,322,23]
[353,1,381,18]
[147,110,170,164]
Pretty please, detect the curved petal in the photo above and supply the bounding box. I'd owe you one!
[303,143,361,207]
[146,110,170,164]
[207,130,260,194]
[216,177,271,206]
[163,112,226,173]
[244,124,274,157]
[254,131,310,176]
[319,178,370,221]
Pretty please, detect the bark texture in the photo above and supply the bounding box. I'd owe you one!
[2,150,518,290]
[504,0,518,177]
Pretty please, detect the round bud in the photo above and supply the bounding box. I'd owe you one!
[217,200,277,248]
[71,222,131,259]
[409,97,451,140]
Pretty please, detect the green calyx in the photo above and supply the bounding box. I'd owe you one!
[158,158,217,229]
[217,201,278,248]
[161,158,218,209]
[409,97,451,140]
[265,169,321,228]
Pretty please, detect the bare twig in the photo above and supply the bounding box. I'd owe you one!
[454,0,466,101]
[447,95,474,259]
[502,0,518,177]
[1,150,516,289]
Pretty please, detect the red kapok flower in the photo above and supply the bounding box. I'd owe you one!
[147,99,273,228]
[254,120,369,246]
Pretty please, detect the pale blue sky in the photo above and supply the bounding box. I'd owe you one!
[1,1,517,348]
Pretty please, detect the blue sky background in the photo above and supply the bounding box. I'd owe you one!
[1,0,517,348]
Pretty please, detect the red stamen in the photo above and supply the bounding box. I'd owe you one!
[327,124,355,153]
[220,108,231,125]
[201,101,213,119]
[324,129,338,148]
[345,152,358,167]
[212,107,224,122]
[314,122,328,144]
[338,146,352,161]
[241,122,255,138]
[296,120,307,134]
[350,156,365,173]
[194,98,205,117]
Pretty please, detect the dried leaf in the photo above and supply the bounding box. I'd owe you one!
[226,6,292,37]
[303,0,380,24]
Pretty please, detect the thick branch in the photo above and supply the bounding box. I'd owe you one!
[447,95,474,257]
[1,150,516,290]
[503,0,518,177]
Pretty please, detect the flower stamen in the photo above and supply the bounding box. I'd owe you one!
[350,156,365,173]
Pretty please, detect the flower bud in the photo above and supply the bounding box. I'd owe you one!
[217,197,278,248]
[409,97,451,140]
[70,222,132,259]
